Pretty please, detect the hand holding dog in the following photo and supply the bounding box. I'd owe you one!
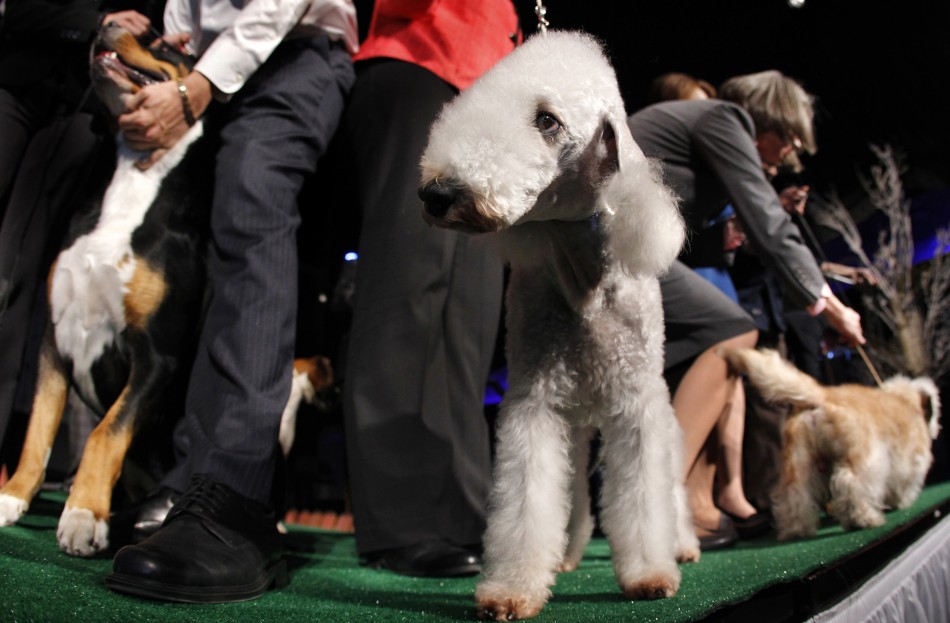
[102,11,152,38]
[119,34,212,169]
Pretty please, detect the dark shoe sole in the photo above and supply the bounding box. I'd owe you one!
[367,558,482,578]
[105,559,288,603]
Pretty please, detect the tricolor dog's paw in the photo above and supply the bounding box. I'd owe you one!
[475,582,549,621]
[57,506,109,557]
[0,492,28,526]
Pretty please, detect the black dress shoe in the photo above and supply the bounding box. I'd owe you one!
[107,475,287,603]
[697,514,739,551]
[364,541,482,577]
[723,509,772,539]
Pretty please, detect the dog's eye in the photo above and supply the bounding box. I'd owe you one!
[535,112,561,136]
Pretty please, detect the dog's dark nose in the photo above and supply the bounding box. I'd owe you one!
[418,181,458,218]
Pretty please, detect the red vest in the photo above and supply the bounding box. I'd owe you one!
[354,0,521,90]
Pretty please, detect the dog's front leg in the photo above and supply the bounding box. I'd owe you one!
[57,381,136,556]
[0,329,70,526]
[476,395,572,621]
[598,379,681,600]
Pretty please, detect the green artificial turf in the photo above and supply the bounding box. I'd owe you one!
[2,482,949,623]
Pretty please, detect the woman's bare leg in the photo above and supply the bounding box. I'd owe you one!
[673,330,757,533]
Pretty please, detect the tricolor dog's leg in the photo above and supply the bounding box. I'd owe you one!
[0,326,70,525]
[476,391,572,621]
[57,260,168,556]
[598,377,680,600]
[57,384,135,556]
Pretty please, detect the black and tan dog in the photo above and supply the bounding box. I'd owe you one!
[0,24,216,556]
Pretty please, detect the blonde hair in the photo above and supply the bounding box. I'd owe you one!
[718,70,816,155]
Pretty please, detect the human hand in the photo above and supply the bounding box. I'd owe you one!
[157,32,192,53]
[102,11,151,38]
[821,261,879,287]
[822,294,866,347]
[118,71,211,168]
[779,185,809,216]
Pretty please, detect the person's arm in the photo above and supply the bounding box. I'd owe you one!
[693,104,823,305]
[693,104,864,346]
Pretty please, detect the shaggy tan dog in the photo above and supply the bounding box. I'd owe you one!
[722,347,941,541]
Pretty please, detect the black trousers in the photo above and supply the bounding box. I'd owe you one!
[341,60,504,554]
[161,36,354,504]
[0,82,107,461]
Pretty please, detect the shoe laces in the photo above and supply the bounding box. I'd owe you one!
[173,474,231,517]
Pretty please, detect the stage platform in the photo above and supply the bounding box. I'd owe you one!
[2,482,949,622]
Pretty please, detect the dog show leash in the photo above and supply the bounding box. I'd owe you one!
[534,0,550,34]
[792,211,885,387]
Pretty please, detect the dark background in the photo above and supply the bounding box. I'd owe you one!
[510,0,950,210]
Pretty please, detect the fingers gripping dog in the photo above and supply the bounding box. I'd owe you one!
[419,31,695,620]
[0,24,214,556]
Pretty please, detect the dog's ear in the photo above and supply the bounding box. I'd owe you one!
[594,116,621,183]
[597,120,685,278]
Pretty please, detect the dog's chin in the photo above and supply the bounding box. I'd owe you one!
[421,207,505,234]
[91,63,138,118]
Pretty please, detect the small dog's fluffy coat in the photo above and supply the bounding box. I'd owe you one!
[418,31,696,620]
[723,347,941,541]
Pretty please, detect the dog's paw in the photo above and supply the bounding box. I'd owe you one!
[620,571,680,600]
[0,493,28,526]
[841,510,886,531]
[776,526,814,541]
[556,559,579,573]
[675,546,701,564]
[475,582,548,621]
[57,506,109,557]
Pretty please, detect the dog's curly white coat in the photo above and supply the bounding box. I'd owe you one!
[419,31,697,620]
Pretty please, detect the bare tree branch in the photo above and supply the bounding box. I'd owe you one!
[811,144,950,381]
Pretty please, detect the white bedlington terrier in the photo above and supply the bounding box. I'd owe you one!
[418,31,699,621]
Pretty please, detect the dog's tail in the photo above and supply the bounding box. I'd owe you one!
[883,375,943,440]
[720,348,824,410]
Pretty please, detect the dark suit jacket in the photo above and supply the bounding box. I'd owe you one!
[628,99,825,309]
[0,0,105,91]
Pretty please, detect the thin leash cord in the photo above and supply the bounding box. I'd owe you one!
[794,212,885,387]
[855,343,884,387]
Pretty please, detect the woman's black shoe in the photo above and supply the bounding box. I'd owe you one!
[723,509,772,539]
[697,514,739,551]
[364,541,482,577]
[107,475,287,603]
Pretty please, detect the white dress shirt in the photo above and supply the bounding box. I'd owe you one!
[164,0,359,96]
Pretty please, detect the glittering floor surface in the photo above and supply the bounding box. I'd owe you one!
[2,482,949,622]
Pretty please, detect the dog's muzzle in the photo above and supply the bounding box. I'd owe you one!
[418,180,459,220]
[418,179,506,233]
